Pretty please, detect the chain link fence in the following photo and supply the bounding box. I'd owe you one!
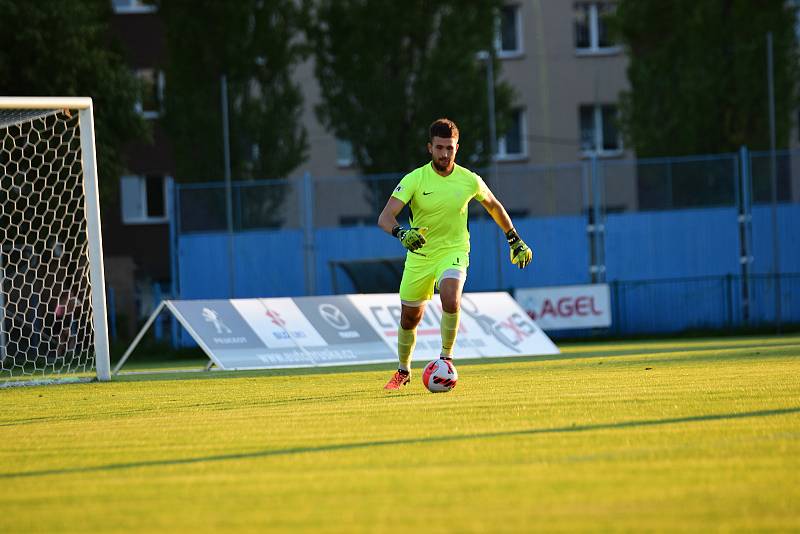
[176,178,300,233]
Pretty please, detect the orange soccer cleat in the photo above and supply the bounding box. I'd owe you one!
[383,370,411,390]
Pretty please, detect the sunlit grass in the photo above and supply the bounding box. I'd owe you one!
[1,335,798,532]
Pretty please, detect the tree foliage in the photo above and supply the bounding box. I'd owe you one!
[158,0,308,184]
[612,0,798,157]
[306,0,515,181]
[0,0,148,200]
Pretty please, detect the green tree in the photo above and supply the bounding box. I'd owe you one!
[613,0,798,157]
[159,0,308,186]
[0,0,148,201]
[306,0,515,202]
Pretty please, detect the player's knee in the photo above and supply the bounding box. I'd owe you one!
[400,309,424,330]
[441,296,460,314]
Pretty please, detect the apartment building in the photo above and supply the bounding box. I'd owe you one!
[105,1,632,305]
[107,0,173,336]
[298,1,632,226]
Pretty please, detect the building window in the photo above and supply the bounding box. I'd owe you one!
[336,139,354,168]
[497,108,526,160]
[496,4,523,58]
[134,69,164,119]
[579,104,622,156]
[112,0,157,14]
[121,174,170,224]
[574,3,620,55]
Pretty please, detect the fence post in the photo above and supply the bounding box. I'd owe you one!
[767,32,782,334]
[737,146,753,324]
[168,178,180,348]
[589,155,606,283]
[302,172,316,296]
[581,159,592,283]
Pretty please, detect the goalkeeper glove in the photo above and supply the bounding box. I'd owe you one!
[392,225,427,252]
[506,228,532,269]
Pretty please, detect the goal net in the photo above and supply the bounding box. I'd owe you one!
[0,97,110,386]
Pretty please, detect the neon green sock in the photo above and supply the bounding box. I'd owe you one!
[440,310,460,357]
[397,327,416,371]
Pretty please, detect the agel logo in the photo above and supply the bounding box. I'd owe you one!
[530,296,603,319]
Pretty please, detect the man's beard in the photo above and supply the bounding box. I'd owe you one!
[432,158,453,172]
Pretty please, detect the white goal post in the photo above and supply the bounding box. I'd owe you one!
[0,97,110,386]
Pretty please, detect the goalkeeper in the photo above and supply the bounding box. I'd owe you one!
[378,118,532,390]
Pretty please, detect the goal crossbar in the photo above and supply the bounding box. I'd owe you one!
[0,97,93,109]
[0,98,93,130]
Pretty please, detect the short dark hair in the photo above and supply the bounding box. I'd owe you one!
[429,118,459,141]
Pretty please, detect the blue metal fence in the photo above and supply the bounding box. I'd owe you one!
[178,230,305,299]
[611,275,739,334]
[750,204,800,274]
[608,273,800,334]
[171,147,800,336]
[604,207,741,280]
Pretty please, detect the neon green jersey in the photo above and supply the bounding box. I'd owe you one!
[391,162,490,256]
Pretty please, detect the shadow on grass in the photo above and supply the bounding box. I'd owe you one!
[110,336,800,384]
[1,390,419,428]
[3,406,798,479]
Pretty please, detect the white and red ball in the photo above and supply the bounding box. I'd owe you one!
[422,358,458,393]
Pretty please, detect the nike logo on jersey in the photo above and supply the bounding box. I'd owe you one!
[422,191,433,195]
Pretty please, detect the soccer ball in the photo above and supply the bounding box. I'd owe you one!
[422,358,458,393]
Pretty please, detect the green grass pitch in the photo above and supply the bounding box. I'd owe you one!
[1,335,798,532]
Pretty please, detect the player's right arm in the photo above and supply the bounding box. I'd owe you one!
[378,174,427,252]
[378,196,407,235]
[378,196,427,252]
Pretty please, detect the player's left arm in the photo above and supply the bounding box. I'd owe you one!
[479,191,533,269]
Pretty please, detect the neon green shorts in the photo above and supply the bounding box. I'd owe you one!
[399,249,469,305]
